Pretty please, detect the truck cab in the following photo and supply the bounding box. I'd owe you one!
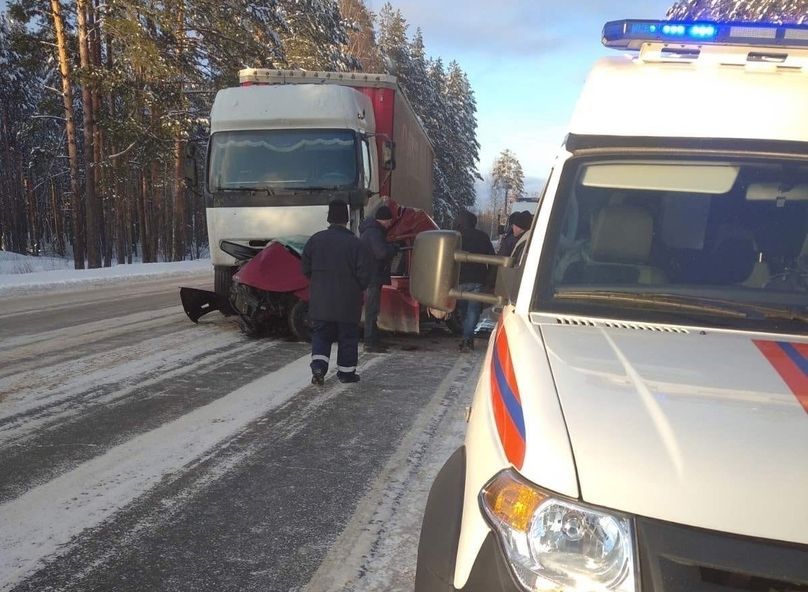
[412,19,808,592]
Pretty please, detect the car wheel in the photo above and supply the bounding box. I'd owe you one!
[288,299,312,342]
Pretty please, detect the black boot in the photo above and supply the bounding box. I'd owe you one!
[458,338,474,353]
[311,368,325,386]
[337,372,360,383]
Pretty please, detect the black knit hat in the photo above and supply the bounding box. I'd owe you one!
[327,200,349,224]
[513,211,533,231]
[375,205,393,221]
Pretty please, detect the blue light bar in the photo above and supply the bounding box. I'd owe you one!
[603,19,808,50]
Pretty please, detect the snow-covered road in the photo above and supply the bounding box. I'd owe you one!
[0,266,477,591]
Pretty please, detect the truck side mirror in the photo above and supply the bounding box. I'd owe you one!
[497,223,506,235]
[410,231,461,312]
[184,142,199,186]
[382,140,396,171]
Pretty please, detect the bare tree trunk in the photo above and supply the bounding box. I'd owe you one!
[76,0,101,268]
[50,0,85,268]
[51,180,65,256]
[139,168,151,262]
[172,0,187,261]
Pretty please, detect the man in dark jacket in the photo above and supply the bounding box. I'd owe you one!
[359,205,397,352]
[302,200,371,385]
[498,210,533,257]
[455,210,495,352]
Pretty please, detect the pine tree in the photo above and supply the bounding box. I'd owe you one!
[376,3,413,81]
[667,0,807,22]
[339,0,383,71]
[490,149,525,220]
[278,0,356,71]
[445,61,481,214]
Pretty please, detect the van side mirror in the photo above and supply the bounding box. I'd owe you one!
[411,230,512,311]
[382,140,396,171]
[411,231,461,311]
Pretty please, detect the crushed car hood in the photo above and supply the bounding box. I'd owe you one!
[540,323,808,544]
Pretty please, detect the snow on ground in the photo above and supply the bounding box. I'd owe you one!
[0,353,385,590]
[0,250,210,295]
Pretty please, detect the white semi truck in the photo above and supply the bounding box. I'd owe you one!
[205,70,434,298]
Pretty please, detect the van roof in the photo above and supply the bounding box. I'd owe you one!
[569,44,808,144]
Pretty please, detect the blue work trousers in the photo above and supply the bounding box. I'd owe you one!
[364,283,383,346]
[458,282,483,340]
[310,320,359,378]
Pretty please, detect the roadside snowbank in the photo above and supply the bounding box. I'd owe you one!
[0,251,210,295]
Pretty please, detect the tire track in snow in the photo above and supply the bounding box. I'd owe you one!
[302,353,478,592]
[0,307,201,378]
[0,351,327,591]
[0,320,245,440]
[0,337,309,502]
[10,355,386,592]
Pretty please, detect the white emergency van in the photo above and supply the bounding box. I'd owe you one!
[411,19,808,592]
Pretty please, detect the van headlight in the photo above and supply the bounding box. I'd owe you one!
[480,470,637,592]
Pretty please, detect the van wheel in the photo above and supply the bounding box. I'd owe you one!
[415,447,466,591]
[288,300,312,342]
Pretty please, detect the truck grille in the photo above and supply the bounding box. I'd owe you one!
[635,517,808,592]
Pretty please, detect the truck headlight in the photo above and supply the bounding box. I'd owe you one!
[480,470,637,592]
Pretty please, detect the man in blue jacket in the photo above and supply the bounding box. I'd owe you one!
[359,205,397,352]
[302,200,372,385]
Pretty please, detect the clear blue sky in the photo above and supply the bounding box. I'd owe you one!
[368,0,676,197]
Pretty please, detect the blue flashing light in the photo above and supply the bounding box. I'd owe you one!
[602,19,808,50]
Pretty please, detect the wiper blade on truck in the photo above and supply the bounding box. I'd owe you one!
[554,290,808,323]
[214,185,275,196]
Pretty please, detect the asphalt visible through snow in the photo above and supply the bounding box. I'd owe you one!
[0,273,482,592]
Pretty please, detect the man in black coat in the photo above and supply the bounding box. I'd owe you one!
[498,210,533,257]
[359,205,397,352]
[455,210,495,352]
[302,200,372,385]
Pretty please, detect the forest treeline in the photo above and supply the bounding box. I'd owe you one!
[0,0,481,267]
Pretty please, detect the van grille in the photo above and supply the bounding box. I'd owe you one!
[636,518,808,592]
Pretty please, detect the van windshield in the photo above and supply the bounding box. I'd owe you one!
[537,156,808,331]
[208,129,358,192]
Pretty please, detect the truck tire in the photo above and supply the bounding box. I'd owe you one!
[288,299,312,342]
[414,447,466,592]
[214,265,236,300]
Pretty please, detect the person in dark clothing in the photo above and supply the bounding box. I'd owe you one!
[359,205,397,352]
[454,210,495,352]
[497,212,518,257]
[302,200,371,385]
[498,210,533,257]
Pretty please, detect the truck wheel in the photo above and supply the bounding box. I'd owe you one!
[288,300,312,342]
[415,447,466,592]
[214,265,236,299]
[214,266,237,315]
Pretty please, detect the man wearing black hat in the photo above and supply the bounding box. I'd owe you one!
[454,209,495,353]
[302,199,371,385]
[498,210,533,257]
[359,205,397,352]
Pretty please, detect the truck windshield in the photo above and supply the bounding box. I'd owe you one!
[537,156,808,331]
[208,129,358,191]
